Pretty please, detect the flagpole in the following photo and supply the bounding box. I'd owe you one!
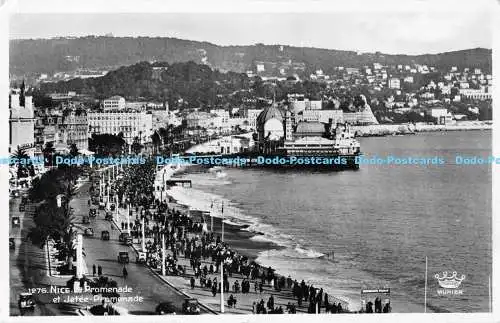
[424,256,428,313]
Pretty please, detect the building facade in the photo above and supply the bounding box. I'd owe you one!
[9,88,35,155]
[388,78,401,89]
[103,96,126,111]
[60,109,88,150]
[88,111,153,145]
[34,109,62,150]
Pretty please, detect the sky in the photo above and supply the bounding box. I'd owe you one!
[5,0,495,55]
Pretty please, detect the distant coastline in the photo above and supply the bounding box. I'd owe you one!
[353,121,492,137]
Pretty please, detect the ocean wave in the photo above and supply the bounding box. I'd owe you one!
[294,245,325,258]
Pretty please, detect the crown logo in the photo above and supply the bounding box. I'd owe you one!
[434,271,465,289]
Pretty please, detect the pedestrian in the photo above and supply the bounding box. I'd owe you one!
[97,265,102,276]
[267,295,274,310]
[211,284,217,296]
[92,264,96,276]
[122,267,128,280]
[259,282,263,294]
[190,277,195,289]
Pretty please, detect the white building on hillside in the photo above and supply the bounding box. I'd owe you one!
[103,96,126,111]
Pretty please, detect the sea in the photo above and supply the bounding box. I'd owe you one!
[166,130,492,313]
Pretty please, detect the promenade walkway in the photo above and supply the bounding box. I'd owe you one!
[107,165,348,314]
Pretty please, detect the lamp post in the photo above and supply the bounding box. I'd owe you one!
[127,203,131,235]
[161,233,166,276]
[141,217,145,252]
[220,201,224,313]
[210,200,214,232]
[115,195,119,217]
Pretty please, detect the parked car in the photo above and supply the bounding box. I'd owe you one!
[117,251,129,264]
[12,216,20,227]
[118,232,129,242]
[105,211,113,221]
[82,216,90,224]
[101,230,110,241]
[122,237,132,246]
[110,204,116,211]
[155,302,177,315]
[21,195,29,204]
[84,228,94,236]
[182,298,201,315]
[9,238,15,250]
[136,251,147,264]
[18,293,35,310]
[19,204,25,212]
[89,208,97,218]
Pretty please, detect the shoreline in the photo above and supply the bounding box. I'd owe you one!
[159,164,445,313]
[353,121,491,137]
[159,165,285,264]
[160,164,353,311]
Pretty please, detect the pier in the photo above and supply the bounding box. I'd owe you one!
[165,179,192,188]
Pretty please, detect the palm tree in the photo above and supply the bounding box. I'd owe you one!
[42,142,56,167]
[69,144,79,157]
[131,136,143,155]
[11,147,32,180]
[151,131,161,154]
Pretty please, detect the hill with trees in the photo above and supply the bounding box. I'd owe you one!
[38,61,253,108]
[10,36,492,77]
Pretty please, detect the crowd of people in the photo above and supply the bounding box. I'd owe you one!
[100,162,356,314]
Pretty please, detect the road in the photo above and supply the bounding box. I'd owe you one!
[72,181,211,314]
[10,180,210,316]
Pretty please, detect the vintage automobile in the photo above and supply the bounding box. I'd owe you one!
[118,232,129,242]
[89,207,97,218]
[136,251,147,264]
[155,302,177,315]
[21,195,29,204]
[91,197,99,205]
[84,228,94,236]
[12,216,20,227]
[98,201,105,210]
[82,215,90,224]
[19,204,25,212]
[9,238,15,250]
[105,211,113,221]
[117,251,129,264]
[182,298,201,315]
[101,230,110,241]
[18,293,36,310]
[109,203,116,211]
[122,236,133,246]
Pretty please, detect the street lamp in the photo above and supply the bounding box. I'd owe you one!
[220,201,225,313]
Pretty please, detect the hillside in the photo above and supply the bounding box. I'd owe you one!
[38,61,253,108]
[10,36,492,77]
